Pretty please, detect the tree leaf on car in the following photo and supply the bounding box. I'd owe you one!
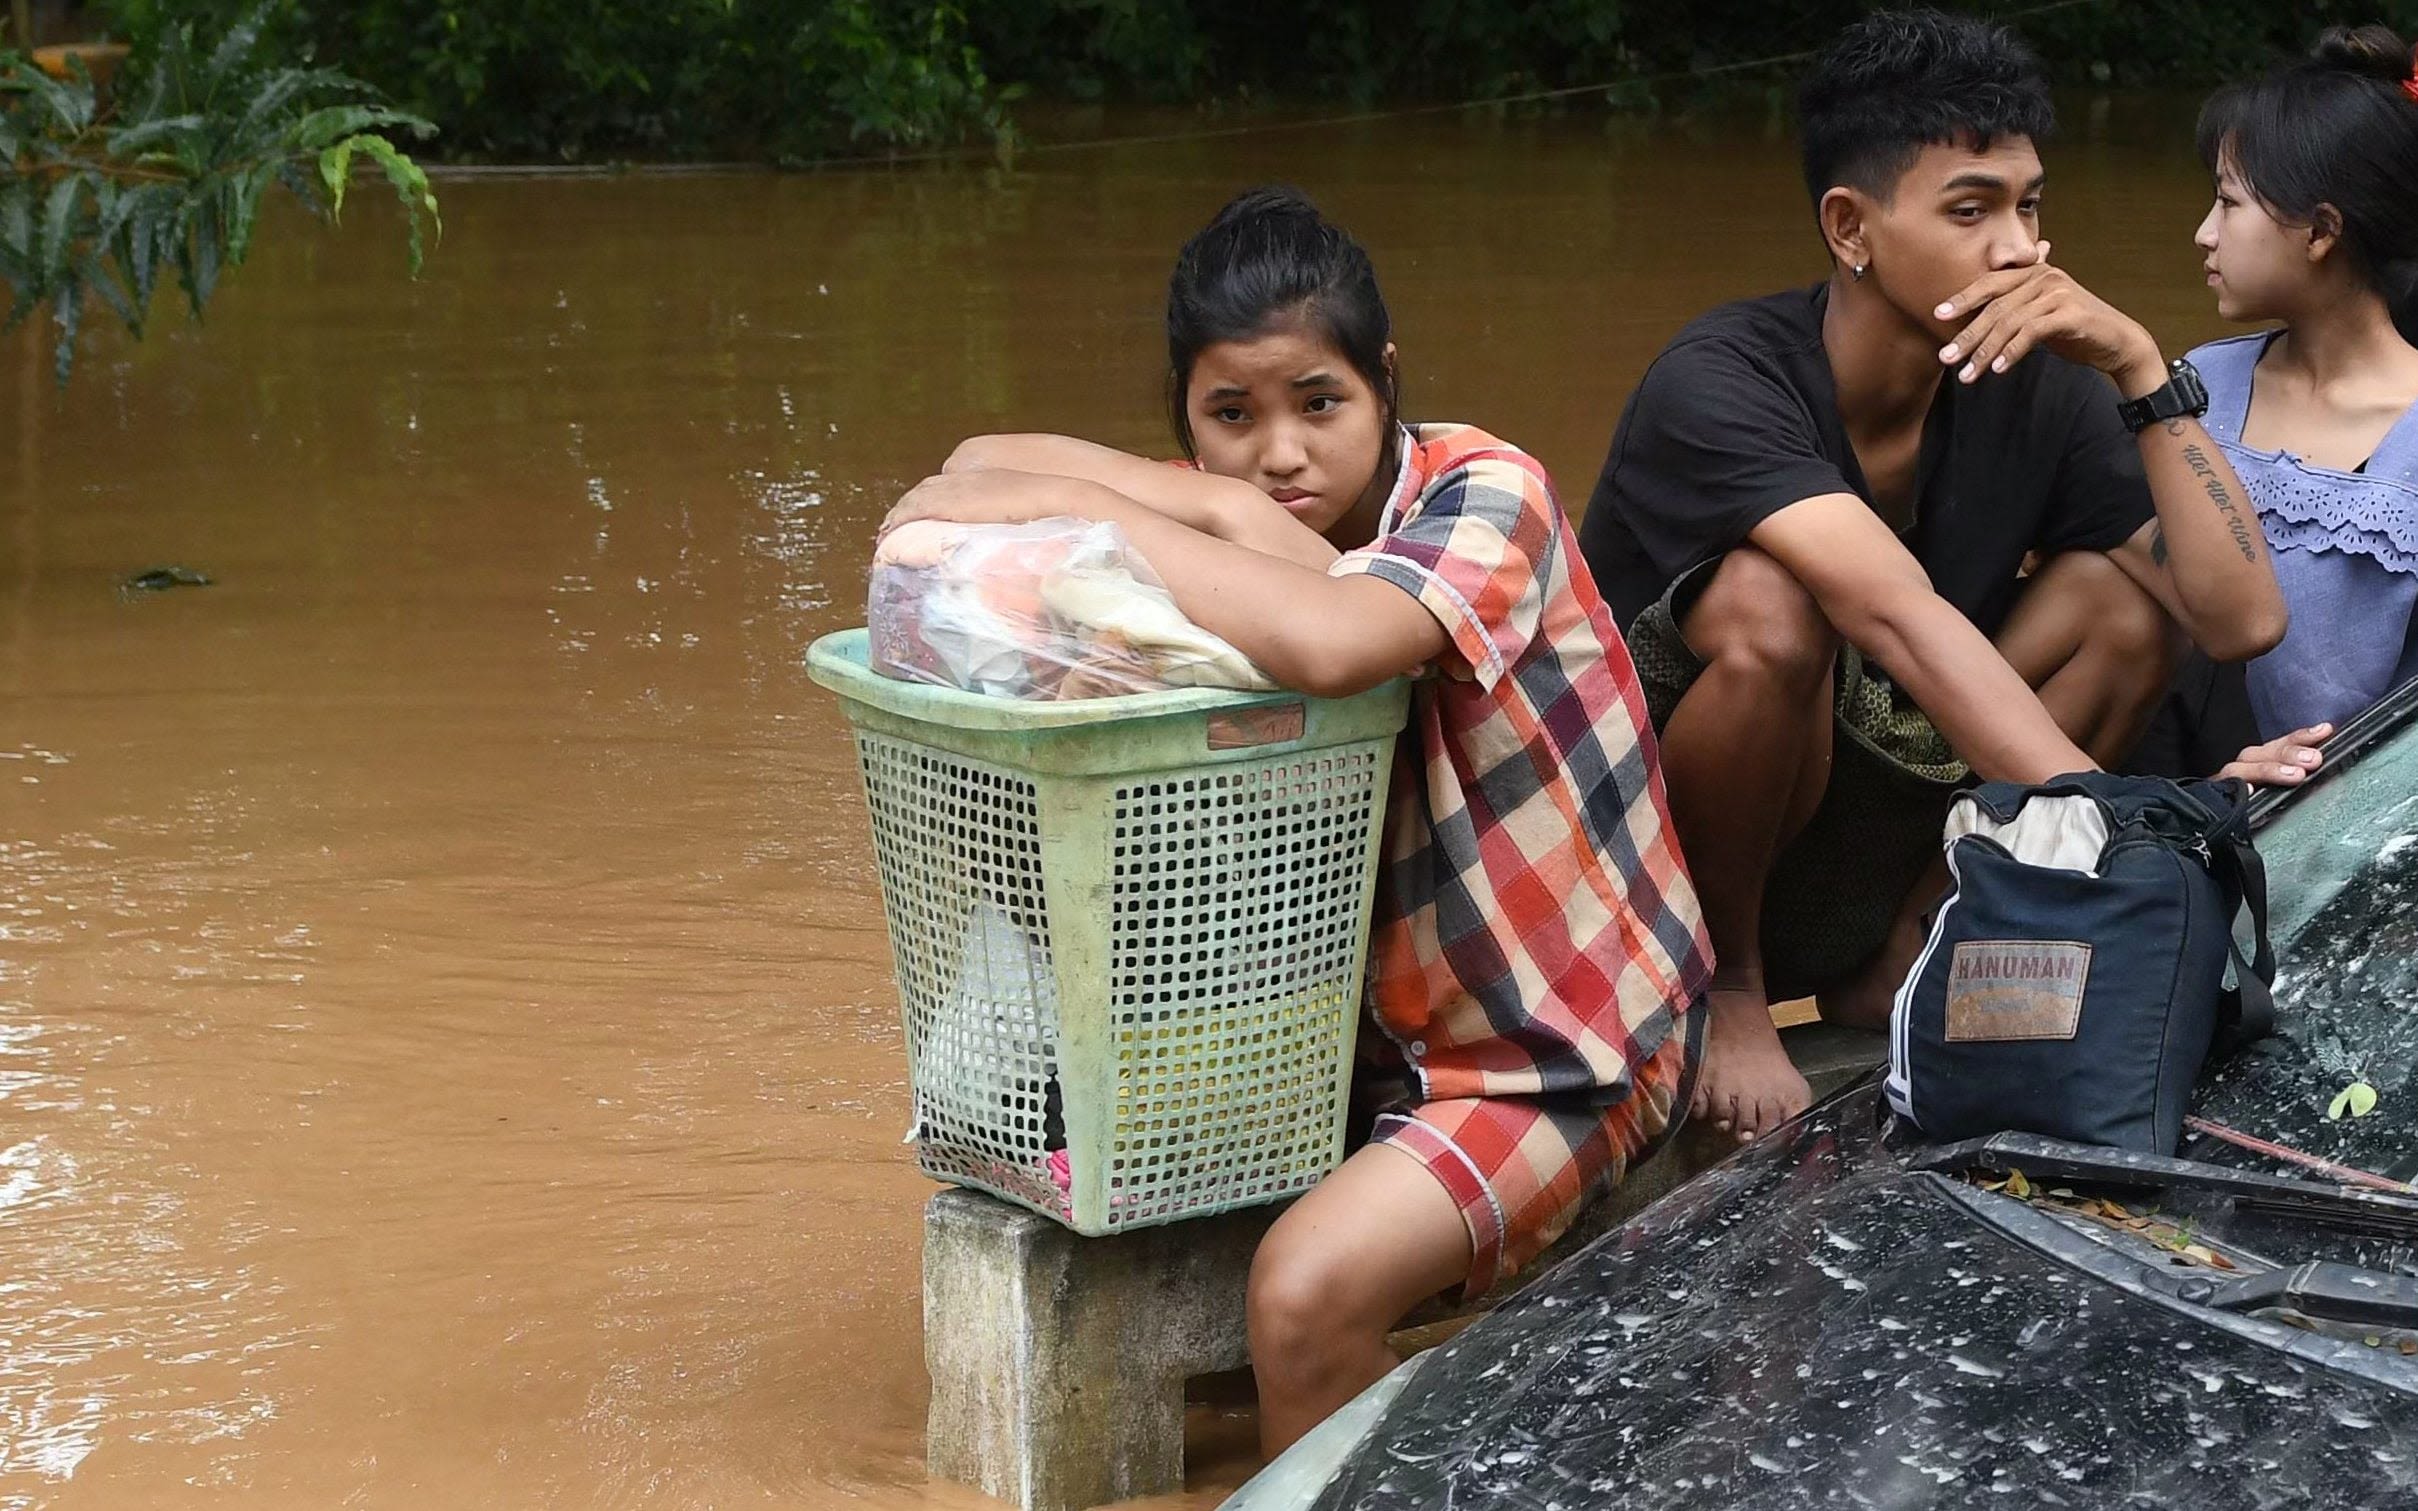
[2328,1081,2380,1121]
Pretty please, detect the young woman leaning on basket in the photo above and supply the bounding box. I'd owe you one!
[878,185,1714,1458]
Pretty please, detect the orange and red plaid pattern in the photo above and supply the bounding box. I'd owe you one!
[1332,423,1714,1293]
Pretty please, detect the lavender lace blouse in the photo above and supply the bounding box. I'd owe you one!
[2191,332,2418,741]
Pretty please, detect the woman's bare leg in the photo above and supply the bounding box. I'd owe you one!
[1246,1141,1472,1458]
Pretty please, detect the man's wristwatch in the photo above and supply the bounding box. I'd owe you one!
[2117,357,2211,435]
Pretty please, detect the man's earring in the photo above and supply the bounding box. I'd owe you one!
[1851,261,1869,282]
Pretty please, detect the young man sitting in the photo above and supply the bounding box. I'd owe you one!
[1578,8,2313,1146]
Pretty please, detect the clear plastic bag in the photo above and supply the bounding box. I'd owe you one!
[912,899,1060,1144]
[869,517,1275,699]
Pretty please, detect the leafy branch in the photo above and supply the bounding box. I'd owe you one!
[0,5,440,385]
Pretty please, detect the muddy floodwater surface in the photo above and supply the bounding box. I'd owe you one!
[0,100,2237,1507]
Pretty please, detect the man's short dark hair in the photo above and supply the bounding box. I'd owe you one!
[1797,8,2055,206]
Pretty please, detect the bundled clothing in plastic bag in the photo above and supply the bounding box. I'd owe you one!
[869,517,1274,698]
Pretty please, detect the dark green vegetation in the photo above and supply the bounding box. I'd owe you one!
[1,8,439,382]
[88,0,2418,166]
[97,1,1015,164]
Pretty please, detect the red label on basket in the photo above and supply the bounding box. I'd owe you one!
[1207,703,1306,750]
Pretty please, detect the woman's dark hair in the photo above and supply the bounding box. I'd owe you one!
[1797,8,2054,207]
[2197,25,2418,343]
[1164,185,1397,464]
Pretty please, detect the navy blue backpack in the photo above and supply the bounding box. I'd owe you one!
[1885,773,2275,1155]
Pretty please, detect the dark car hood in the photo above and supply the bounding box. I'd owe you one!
[1315,1085,2418,1510]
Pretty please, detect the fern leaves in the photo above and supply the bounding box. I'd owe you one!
[318,132,438,274]
[0,2,440,384]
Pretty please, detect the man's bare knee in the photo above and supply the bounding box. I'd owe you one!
[2036,550,2177,674]
[1682,547,1838,691]
[2099,565,2176,674]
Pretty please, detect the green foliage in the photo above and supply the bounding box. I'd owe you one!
[2019,0,2418,86]
[974,0,1636,106]
[807,3,1015,151]
[319,132,441,270]
[84,0,2418,165]
[98,0,1012,164]
[974,0,2418,104]
[0,5,438,384]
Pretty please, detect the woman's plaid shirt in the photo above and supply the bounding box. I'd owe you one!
[1332,423,1714,1104]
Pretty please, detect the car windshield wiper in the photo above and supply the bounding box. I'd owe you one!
[2182,1260,2418,1330]
[1936,1176,2418,1369]
[1912,1130,2418,1241]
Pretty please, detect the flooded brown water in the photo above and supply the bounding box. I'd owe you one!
[1,99,2235,1507]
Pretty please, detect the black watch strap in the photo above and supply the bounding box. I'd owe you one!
[2118,357,2211,435]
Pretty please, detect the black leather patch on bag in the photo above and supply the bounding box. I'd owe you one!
[1944,940,2092,1041]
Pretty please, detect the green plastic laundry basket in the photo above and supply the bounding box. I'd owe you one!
[808,628,1410,1235]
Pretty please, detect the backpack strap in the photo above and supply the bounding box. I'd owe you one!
[2220,832,2277,1042]
[2201,779,2277,1045]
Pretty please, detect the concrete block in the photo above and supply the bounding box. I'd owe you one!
[923,1188,1280,1510]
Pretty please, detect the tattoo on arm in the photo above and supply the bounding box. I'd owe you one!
[2178,442,2261,565]
[2163,418,2188,437]
[2149,524,2169,567]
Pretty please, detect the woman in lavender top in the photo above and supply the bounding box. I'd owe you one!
[2189,25,2418,742]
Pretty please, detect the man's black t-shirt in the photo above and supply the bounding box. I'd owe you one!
[1579,284,2154,635]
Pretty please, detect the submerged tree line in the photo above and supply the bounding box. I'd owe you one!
[81,0,2418,165]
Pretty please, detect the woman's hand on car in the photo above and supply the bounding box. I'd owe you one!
[2216,723,2332,788]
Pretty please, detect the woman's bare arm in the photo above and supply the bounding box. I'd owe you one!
[884,468,1443,696]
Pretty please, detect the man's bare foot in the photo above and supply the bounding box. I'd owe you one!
[1690,986,1813,1145]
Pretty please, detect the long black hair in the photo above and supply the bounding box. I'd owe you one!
[1163,186,1399,473]
[2198,25,2418,343]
